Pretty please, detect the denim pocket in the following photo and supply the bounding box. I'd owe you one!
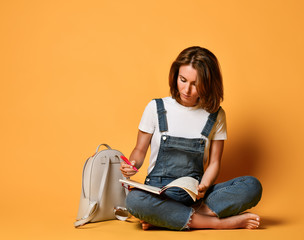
[145,177,163,188]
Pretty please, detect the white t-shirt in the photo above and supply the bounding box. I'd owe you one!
[139,97,227,174]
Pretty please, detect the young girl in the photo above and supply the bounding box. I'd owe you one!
[120,46,262,230]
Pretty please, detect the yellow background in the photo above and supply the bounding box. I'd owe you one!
[1,0,303,239]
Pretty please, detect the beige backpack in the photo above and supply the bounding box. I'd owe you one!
[74,144,128,227]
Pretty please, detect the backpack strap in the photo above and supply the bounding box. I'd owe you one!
[81,144,112,198]
[73,201,99,228]
[74,153,111,228]
[154,98,168,132]
[201,107,221,138]
[95,144,112,153]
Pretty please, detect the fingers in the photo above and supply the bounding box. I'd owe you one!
[196,184,208,200]
[197,184,208,191]
[120,161,136,170]
[120,161,137,177]
[196,192,205,200]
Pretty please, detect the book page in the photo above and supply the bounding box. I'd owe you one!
[119,179,162,194]
[162,176,199,198]
[120,177,199,201]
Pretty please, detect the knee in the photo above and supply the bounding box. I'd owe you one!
[125,190,150,214]
[243,176,263,204]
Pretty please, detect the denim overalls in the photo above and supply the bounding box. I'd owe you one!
[126,99,262,230]
[144,98,220,206]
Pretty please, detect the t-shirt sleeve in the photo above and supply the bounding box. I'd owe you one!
[138,100,157,134]
[211,108,228,140]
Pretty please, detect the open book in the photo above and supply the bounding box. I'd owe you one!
[119,176,199,201]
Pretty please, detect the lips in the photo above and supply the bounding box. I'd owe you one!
[181,93,191,99]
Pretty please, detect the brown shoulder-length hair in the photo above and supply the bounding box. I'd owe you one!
[169,46,223,113]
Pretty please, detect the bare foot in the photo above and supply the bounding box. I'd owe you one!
[140,220,154,230]
[219,213,260,229]
[189,212,260,229]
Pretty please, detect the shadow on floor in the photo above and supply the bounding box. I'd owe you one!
[259,216,286,229]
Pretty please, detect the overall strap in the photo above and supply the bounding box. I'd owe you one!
[154,98,168,132]
[201,107,222,138]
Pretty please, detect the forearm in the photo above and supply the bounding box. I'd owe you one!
[200,161,220,188]
[200,140,224,188]
[128,130,152,170]
[129,147,146,169]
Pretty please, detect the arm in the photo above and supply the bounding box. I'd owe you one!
[196,140,224,199]
[120,130,152,178]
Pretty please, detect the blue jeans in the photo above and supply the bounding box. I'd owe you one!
[126,176,262,230]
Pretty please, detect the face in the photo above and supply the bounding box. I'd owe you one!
[177,65,199,107]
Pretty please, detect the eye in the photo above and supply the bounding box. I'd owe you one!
[179,76,186,82]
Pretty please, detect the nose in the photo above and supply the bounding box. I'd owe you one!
[185,83,191,94]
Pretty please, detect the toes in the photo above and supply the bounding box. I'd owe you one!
[248,219,259,224]
[140,221,153,230]
[246,224,255,229]
[142,225,149,230]
[141,223,148,230]
[246,222,260,229]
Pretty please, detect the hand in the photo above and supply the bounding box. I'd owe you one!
[120,160,137,178]
[196,183,208,200]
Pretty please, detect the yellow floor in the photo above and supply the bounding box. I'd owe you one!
[1,198,303,240]
[2,216,302,240]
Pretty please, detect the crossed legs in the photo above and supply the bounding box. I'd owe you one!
[127,176,263,230]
